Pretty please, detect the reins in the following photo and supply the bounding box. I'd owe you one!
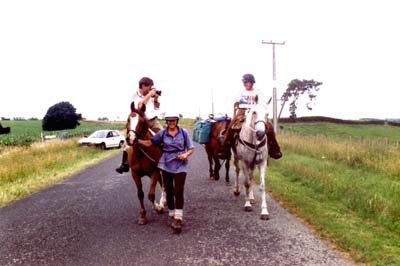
[238,119,268,154]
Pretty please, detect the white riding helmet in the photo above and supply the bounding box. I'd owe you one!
[164,112,180,121]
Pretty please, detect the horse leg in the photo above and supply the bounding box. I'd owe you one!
[259,159,269,220]
[207,148,214,180]
[213,153,221,181]
[249,176,255,205]
[158,172,167,210]
[149,171,163,214]
[131,172,147,225]
[233,156,240,196]
[225,152,231,184]
[242,165,252,212]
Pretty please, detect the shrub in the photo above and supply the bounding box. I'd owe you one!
[42,102,82,131]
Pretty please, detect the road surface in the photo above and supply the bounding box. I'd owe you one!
[0,143,352,266]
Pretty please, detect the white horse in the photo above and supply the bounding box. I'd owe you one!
[232,104,270,220]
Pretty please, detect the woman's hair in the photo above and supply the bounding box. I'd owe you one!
[139,77,154,88]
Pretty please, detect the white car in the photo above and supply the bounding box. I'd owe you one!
[78,130,125,149]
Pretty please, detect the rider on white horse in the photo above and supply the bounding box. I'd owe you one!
[220,73,282,160]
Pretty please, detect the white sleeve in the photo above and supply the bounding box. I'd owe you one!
[234,90,242,103]
[257,90,268,107]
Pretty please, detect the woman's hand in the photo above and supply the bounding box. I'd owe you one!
[176,153,188,161]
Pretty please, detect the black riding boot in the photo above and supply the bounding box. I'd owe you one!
[115,150,130,174]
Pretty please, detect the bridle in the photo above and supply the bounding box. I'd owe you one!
[238,112,268,154]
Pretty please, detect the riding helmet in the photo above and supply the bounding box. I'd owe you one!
[242,74,256,84]
[164,112,180,121]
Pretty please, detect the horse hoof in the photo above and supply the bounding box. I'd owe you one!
[138,217,147,225]
[209,175,214,180]
[233,191,240,197]
[244,206,252,212]
[260,214,270,220]
[156,208,164,215]
[250,199,255,205]
[214,176,220,181]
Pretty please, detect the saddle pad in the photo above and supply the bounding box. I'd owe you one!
[192,121,213,144]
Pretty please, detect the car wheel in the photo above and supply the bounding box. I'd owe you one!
[118,141,124,148]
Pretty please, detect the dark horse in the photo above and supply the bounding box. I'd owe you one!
[126,102,166,225]
[205,118,231,183]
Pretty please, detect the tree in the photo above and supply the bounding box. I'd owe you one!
[279,79,322,119]
[42,101,82,131]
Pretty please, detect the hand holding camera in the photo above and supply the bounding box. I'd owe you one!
[150,88,162,97]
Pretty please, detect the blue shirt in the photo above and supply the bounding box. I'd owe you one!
[151,127,194,174]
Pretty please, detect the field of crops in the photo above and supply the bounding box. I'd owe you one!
[0,120,125,146]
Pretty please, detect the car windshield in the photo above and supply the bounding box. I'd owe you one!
[89,131,107,138]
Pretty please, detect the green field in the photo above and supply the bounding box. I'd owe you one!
[263,123,400,265]
[280,122,400,143]
[0,120,125,146]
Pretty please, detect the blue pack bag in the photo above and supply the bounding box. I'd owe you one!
[192,120,213,144]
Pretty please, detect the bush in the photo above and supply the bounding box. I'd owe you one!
[388,121,400,127]
[42,102,82,131]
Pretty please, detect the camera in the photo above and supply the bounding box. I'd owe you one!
[153,90,162,96]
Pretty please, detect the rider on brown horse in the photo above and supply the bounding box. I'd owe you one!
[220,74,282,160]
[116,77,163,174]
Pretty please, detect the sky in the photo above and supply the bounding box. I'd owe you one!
[1,0,399,121]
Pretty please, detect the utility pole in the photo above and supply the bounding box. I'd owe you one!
[211,88,214,116]
[262,40,285,133]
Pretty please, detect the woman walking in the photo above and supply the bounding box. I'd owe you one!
[138,112,194,233]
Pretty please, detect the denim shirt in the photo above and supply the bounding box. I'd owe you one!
[151,127,194,174]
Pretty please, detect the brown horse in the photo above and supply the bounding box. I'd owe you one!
[205,119,231,182]
[126,102,166,225]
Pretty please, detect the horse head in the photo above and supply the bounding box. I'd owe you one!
[245,104,268,141]
[127,101,149,145]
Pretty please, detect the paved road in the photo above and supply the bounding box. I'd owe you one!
[0,143,352,266]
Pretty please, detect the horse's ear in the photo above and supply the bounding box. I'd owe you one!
[130,101,136,112]
[140,103,146,113]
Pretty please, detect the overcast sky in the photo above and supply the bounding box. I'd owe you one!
[1,0,399,120]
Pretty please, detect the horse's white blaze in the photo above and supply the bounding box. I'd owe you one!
[129,116,139,143]
[255,121,265,133]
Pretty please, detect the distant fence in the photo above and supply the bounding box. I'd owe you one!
[278,116,400,126]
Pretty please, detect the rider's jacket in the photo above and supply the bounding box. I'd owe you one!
[234,88,267,109]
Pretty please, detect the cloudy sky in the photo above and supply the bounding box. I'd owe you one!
[1,0,399,120]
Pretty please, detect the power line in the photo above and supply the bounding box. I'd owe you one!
[261,40,285,133]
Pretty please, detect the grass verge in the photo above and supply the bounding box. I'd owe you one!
[263,132,400,265]
[0,138,120,207]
